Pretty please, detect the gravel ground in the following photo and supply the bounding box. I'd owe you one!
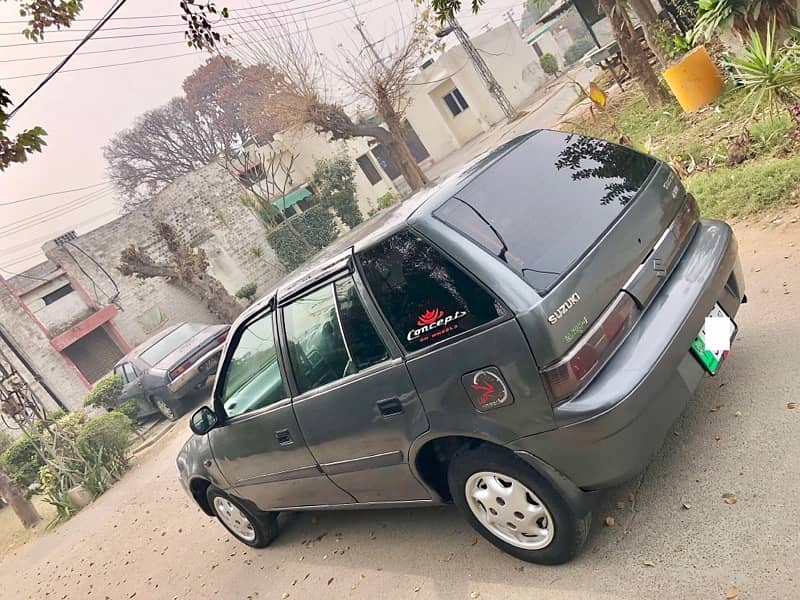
[2,211,800,600]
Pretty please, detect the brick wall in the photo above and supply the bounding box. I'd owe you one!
[44,162,285,351]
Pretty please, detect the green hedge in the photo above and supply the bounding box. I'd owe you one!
[84,374,123,409]
[266,205,339,271]
[77,411,133,477]
[564,38,595,65]
[0,435,45,489]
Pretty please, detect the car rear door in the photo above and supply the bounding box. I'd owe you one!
[208,309,354,510]
[282,274,432,502]
[357,230,555,444]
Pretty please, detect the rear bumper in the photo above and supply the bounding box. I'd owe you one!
[510,220,744,489]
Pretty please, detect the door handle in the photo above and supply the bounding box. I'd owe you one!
[275,429,294,446]
[377,397,403,417]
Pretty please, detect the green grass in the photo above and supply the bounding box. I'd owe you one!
[563,85,800,218]
[687,156,800,218]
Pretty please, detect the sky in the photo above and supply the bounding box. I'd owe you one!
[0,0,524,276]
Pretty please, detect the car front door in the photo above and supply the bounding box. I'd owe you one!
[283,276,432,503]
[208,309,354,510]
[116,363,151,415]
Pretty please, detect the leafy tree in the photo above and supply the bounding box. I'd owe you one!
[539,53,559,75]
[311,154,363,228]
[1,0,225,171]
[83,375,123,409]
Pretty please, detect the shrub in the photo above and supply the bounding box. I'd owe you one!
[84,374,123,409]
[311,153,363,227]
[376,191,398,210]
[235,282,258,304]
[54,410,89,441]
[266,205,339,271]
[540,53,559,76]
[76,412,133,478]
[564,38,594,65]
[0,435,45,489]
[115,400,141,423]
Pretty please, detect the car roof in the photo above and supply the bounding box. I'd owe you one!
[237,130,541,323]
[115,323,185,367]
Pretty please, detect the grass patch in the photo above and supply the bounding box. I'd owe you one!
[687,157,800,218]
[562,86,800,218]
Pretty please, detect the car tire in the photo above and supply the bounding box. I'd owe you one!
[447,445,591,565]
[152,395,180,422]
[207,487,279,548]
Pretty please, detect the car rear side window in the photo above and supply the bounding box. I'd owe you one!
[333,278,389,370]
[219,313,286,419]
[358,230,505,352]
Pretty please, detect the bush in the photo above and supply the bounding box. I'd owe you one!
[76,412,133,478]
[564,38,594,65]
[540,53,559,76]
[0,430,13,455]
[376,191,398,210]
[0,435,45,489]
[235,282,258,304]
[115,400,141,423]
[311,153,363,227]
[84,374,123,409]
[266,205,339,271]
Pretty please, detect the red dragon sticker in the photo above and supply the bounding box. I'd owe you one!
[462,368,513,412]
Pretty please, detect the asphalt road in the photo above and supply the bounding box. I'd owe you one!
[2,214,800,600]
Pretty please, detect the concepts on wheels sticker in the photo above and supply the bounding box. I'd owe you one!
[406,307,467,344]
[461,367,514,412]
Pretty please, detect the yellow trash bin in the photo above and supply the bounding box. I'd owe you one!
[663,46,724,112]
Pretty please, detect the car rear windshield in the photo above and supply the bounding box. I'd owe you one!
[434,130,656,293]
[139,323,205,365]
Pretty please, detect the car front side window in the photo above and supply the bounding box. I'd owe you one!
[114,365,129,385]
[219,312,287,419]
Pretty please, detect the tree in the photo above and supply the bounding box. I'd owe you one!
[103,97,235,206]
[430,0,670,106]
[183,56,284,147]
[335,22,430,192]
[311,154,363,228]
[539,53,559,76]
[119,222,243,322]
[1,1,225,172]
[0,470,41,528]
[230,10,429,192]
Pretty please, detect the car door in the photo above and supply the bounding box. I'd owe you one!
[208,308,354,510]
[283,275,432,503]
[116,362,151,415]
[357,229,554,445]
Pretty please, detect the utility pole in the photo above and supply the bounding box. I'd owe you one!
[444,15,517,121]
[354,20,387,71]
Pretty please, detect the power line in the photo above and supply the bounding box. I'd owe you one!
[4,0,398,81]
[0,0,356,48]
[0,188,115,237]
[8,0,130,119]
[0,181,110,205]
[0,266,49,282]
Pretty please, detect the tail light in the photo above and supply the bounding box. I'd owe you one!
[170,360,193,381]
[215,331,228,346]
[541,292,639,404]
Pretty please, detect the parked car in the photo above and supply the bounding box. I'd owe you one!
[112,322,229,421]
[177,130,746,565]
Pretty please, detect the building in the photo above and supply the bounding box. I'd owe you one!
[0,162,285,410]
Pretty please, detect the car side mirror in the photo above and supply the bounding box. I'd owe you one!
[190,406,218,436]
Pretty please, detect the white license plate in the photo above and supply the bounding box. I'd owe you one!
[690,303,736,375]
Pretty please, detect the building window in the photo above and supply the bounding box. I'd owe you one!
[443,88,469,117]
[42,283,74,305]
[356,154,382,185]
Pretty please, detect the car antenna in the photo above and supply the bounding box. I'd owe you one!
[451,197,508,263]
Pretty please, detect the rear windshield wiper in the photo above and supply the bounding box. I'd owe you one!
[451,197,509,263]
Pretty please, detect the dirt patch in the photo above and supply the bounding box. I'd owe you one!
[0,497,56,558]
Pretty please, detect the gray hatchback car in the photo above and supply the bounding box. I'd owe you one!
[177,130,746,564]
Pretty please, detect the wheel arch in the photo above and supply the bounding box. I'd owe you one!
[412,435,593,515]
[189,477,214,516]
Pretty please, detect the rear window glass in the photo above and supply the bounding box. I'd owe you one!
[358,230,505,352]
[435,131,656,292]
[139,323,205,365]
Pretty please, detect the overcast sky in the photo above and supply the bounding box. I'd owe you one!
[0,0,522,275]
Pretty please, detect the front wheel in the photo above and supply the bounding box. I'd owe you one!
[207,488,278,548]
[448,445,590,565]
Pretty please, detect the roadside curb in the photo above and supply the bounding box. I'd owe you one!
[130,420,179,457]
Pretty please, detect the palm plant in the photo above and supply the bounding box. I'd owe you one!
[730,21,800,115]
[690,0,797,43]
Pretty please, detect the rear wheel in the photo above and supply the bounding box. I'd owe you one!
[207,488,278,548]
[152,396,179,421]
[448,445,590,565]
